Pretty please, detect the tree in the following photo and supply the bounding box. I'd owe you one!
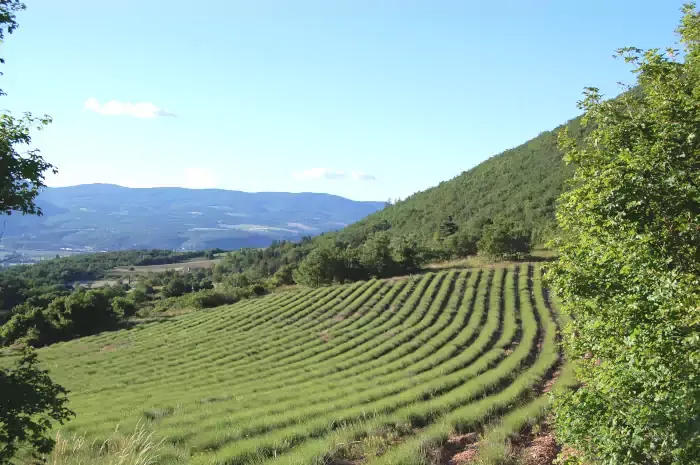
[110,296,137,318]
[391,234,423,274]
[0,2,71,463]
[360,232,394,278]
[130,287,149,304]
[223,273,250,289]
[138,283,155,295]
[0,349,73,463]
[438,215,458,239]
[293,246,345,287]
[162,277,187,298]
[197,277,213,291]
[59,290,118,336]
[0,1,55,216]
[269,264,296,287]
[446,230,479,258]
[477,218,531,260]
[548,5,700,464]
[0,306,57,347]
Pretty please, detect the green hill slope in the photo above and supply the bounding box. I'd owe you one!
[18,264,571,465]
[335,116,584,246]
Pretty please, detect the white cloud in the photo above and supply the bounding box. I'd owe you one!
[84,97,176,118]
[292,168,376,181]
[183,168,218,189]
[350,171,377,181]
[292,168,346,180]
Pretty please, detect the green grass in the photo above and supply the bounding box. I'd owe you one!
[18,264,567,465]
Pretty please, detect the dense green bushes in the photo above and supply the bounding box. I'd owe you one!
[290,224,534,288]
[0,286,129,347]
[477,218,531,260]
[292,232,425,287]
[147,289,248,314]
[0,247,274,346]
[548,5,700,463]
[0,220,536,346]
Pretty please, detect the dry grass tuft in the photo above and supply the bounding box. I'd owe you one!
[48,422,165,465]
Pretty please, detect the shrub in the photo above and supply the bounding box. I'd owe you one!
[110,296,137,318]
[478,219,531,260]
[446,231,479,258]
[161,278,187,298]
[548,6,700,463]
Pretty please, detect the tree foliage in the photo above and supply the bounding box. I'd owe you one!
[438,215,458,240]
[293,246,348,287]
[0,249,217,313]
[328,116,582,249]
[0,349,73,464]
[0,285,128,347]
[478,218,531,260]
[548,5,700,463]
[446,230,479,258]
[0,1,56,217]
[0,113,56,216]
[0,2,76,463]
[292,232,426,287]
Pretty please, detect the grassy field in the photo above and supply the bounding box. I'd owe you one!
[110,258,220,275]
[19,264,571,465]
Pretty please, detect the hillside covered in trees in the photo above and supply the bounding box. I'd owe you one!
[334,116,584,246]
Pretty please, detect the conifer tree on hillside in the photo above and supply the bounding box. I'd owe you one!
[438,215,458,239]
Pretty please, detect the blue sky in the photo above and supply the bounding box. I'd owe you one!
[1,0,685,201]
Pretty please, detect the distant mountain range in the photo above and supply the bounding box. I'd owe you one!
[0,184,385,252]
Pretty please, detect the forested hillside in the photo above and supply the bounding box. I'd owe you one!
[336,116,584,246]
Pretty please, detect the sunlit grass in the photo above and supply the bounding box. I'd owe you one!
[34,264,564,465]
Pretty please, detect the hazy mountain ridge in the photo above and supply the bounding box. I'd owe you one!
[1,184,385,251]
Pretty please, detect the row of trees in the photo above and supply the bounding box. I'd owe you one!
[435,216,532,261]
[209,215,535,292]
[292,232,421,287]
[292,218,532,287]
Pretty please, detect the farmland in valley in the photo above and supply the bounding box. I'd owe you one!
[109,257,221,274]
[33,264,570,464]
